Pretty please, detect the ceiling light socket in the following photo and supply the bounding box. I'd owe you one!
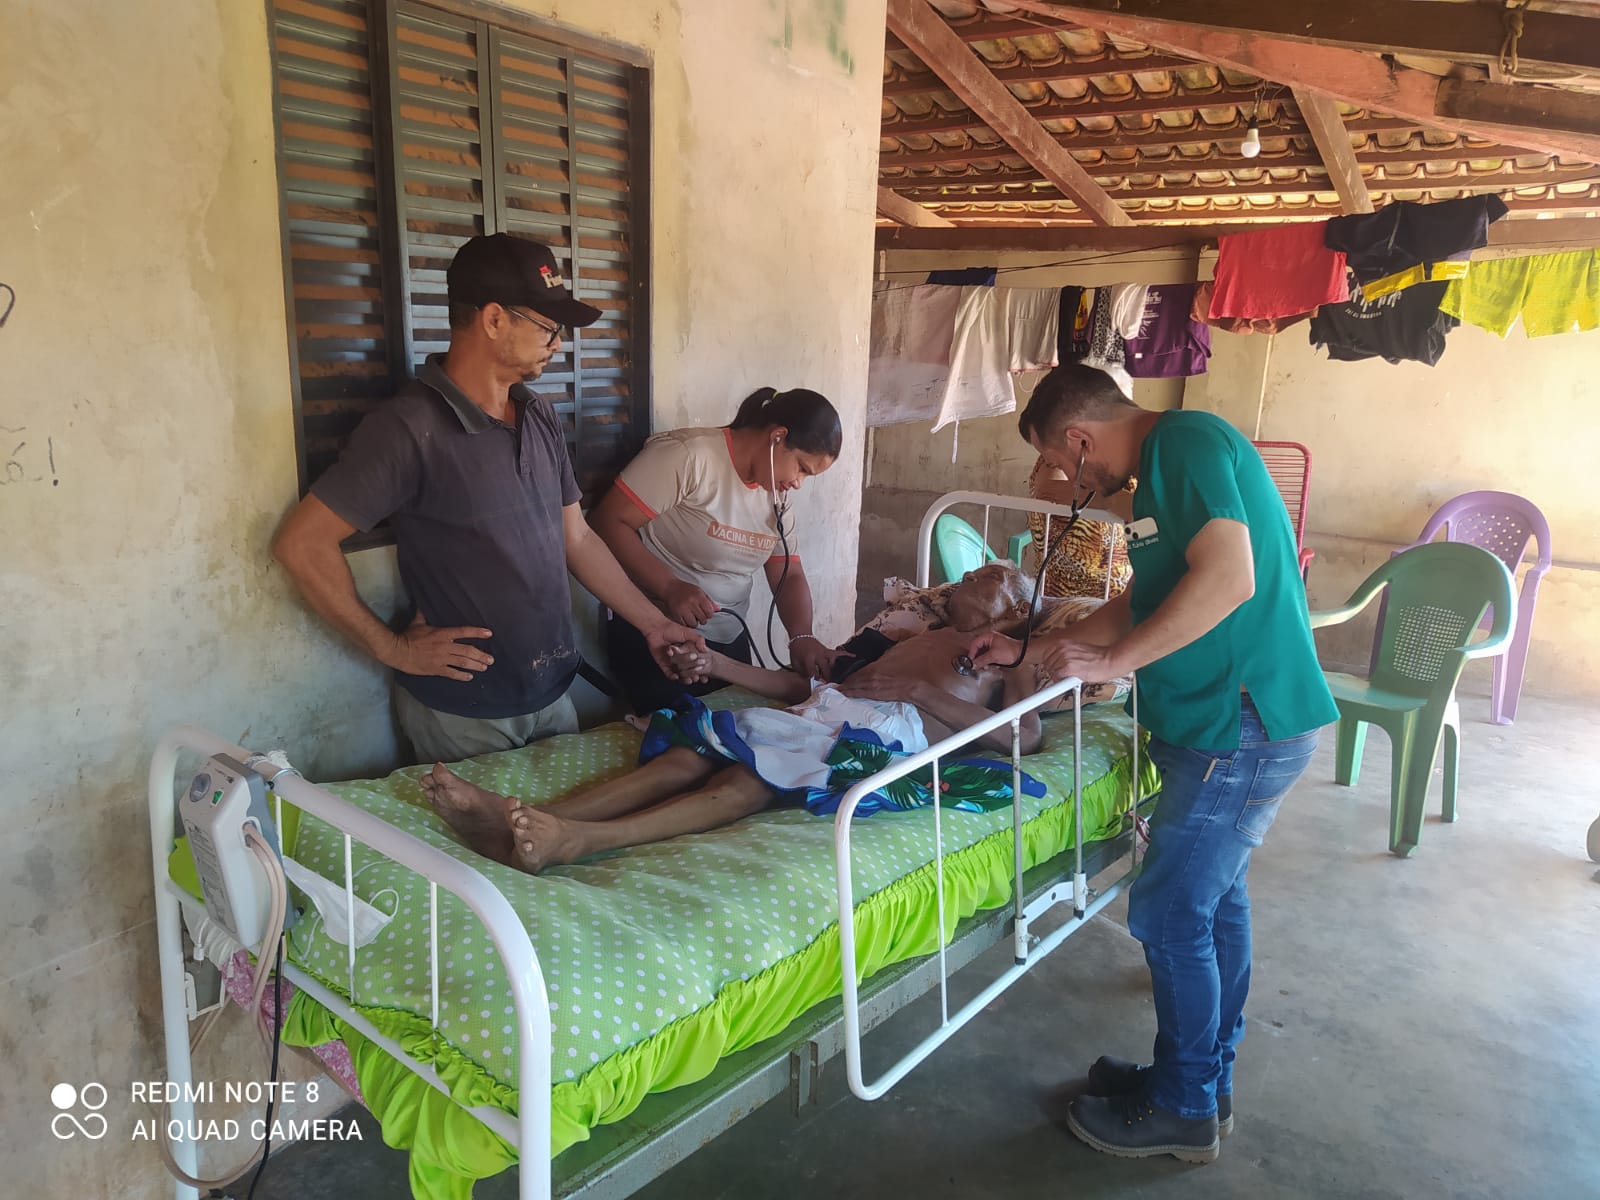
[1240,120,1262,159]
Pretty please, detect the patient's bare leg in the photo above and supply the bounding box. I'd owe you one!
[508,765,775,873]
[544,746,717,821]
[420,763,517,862]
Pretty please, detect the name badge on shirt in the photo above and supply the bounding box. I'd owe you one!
[1125,516,1160,546]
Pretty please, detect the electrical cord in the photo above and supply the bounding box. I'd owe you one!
[244,936,285,1200]
[158,825,289,1193]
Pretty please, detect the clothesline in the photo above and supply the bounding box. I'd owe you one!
[868,197,1599,436]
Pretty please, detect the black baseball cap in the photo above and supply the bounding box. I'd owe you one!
[446,233,603,328]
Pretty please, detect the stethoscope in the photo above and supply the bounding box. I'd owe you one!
[952,444,1096,678]
[699,438,797,671]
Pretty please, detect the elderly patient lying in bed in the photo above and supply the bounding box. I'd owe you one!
[420,562,1065,873]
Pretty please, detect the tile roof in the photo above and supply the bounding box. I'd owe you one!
[880,2,1600,228]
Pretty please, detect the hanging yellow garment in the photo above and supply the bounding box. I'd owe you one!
[1440,249,1600,337]
[1360,259,1470,302]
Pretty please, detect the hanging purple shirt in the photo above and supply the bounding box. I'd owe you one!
[1125,283,1212,378]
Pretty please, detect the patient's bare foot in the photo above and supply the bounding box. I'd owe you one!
[420,763,514,860]
[507,803,587,874]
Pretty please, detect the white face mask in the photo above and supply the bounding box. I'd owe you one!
[282,855,397,949]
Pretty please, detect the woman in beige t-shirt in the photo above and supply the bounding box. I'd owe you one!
[592,388,843,712]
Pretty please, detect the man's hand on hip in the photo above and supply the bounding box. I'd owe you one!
[387,615,495,681]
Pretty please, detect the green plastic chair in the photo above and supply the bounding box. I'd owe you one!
[1310,542,1515,858]
[932,514,1028,584]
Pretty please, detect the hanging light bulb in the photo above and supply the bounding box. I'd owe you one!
[1240,118,1262,159]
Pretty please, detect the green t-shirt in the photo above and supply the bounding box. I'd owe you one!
[1125,411,1337,750]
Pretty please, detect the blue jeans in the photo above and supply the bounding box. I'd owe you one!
[1126,697,1319,1119]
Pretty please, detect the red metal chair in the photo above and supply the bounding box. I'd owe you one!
[1253,440,1315,578]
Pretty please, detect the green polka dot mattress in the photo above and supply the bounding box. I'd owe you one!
[175,689,1150,1198]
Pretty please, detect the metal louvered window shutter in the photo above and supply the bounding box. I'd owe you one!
[269,0,651,505]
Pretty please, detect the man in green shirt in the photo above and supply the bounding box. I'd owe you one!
[970,364,1336,1164]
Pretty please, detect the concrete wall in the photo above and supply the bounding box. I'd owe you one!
[859,248,1198,620]
[0,0,885,1194]
[1187,319,1600,698]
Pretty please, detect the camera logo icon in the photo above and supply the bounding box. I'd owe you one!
[50,1082,108,1141]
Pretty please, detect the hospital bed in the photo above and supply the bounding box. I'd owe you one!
[148,492,1155,1200]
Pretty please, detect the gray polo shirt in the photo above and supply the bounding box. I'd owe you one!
[312,355,581,719]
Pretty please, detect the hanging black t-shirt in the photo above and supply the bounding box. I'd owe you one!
[1308,280,1458,366]
[1057,285,1089,362]
[1324,196,1508,283]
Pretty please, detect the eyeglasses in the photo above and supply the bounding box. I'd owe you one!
[504,306,565,348]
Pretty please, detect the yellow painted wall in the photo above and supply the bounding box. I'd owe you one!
[0,0,885,1193]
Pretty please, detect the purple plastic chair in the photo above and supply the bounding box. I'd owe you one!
[1380,491,1551,725]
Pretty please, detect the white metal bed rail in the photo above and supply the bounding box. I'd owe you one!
[914,488,1125,590]
[832,675,1145,1101]
[148,725,553,1200]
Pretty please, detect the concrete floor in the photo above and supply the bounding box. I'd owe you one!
[257,680,1600,1200]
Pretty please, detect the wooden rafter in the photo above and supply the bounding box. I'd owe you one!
[893,163,1600,207]
[883,141,1536,188]
[885,0,1133,226]
[983,0,1600,78]
[883,53,1196,97]
[875,186,955,227]
[884,81,1262,138]
[875,216,1600,252]
[880,115,1425,167]
[1293,89,1373,214]
[929,190,1600,225]
[886,10,1079,48]
[1435,79,1600,139]
[1010,1,1600,164]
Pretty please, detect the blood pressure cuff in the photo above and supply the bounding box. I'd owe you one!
[827,629,896,683]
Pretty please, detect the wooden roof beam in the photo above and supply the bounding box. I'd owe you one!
[880,114,1422,167]
[883,53,1198,98]
[874,215,1600,252]
[1436,79,1600,140]
[876,186,955,227]
[885,0,1133,227]
[984,0,1600,78]
[1006,1,1600,164]
[886,10,1080,47]
[883,143,1556,189]
[1293,89,1373,214]
[893,164,1600,206]
[884,82,1263,138]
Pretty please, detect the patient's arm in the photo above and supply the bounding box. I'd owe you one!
[838,672,1042,757]
[679,648,811,704]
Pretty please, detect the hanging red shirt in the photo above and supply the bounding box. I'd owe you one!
[1209,222,1349,320]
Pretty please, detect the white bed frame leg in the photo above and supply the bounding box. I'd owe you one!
[1072,686,1087,919]
[1010,719,1028,965]
[148,733,202,1200]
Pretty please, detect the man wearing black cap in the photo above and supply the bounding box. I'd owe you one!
[273,234,707,764]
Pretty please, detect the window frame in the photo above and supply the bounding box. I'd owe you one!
[265,0,653,545]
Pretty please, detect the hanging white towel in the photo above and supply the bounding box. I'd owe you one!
[933,286,1013,432]
[1109,283,1152,339]
[1004,287,1061,372]
[866,282,963,427]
